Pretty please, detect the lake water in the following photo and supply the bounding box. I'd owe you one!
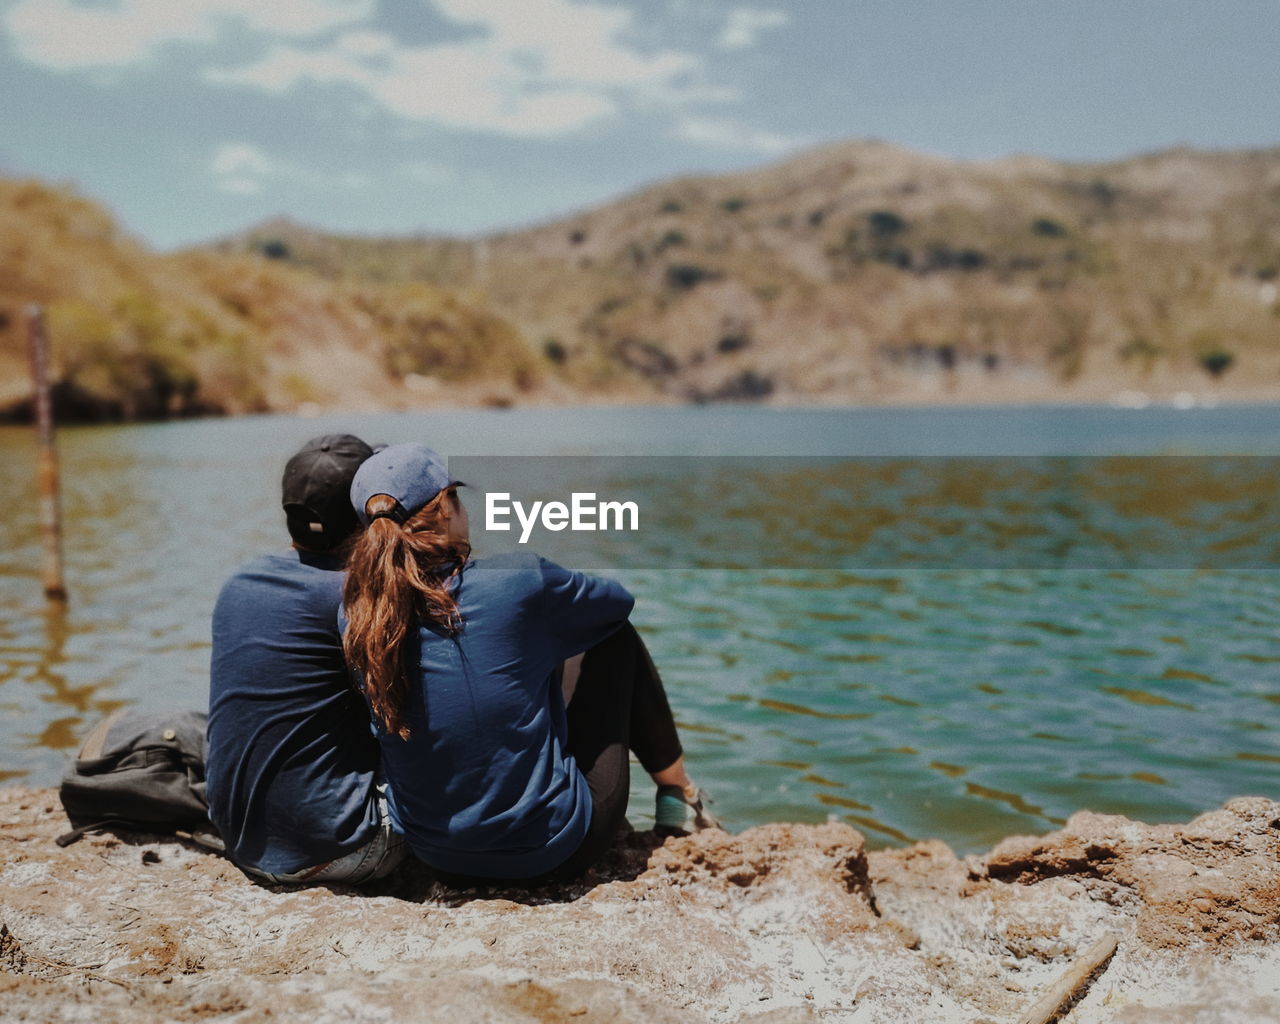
[2,404,1279,853]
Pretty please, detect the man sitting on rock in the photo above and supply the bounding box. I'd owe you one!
[206,434,405,884]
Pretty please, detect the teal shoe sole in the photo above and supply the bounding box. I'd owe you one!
[654,787,689,833]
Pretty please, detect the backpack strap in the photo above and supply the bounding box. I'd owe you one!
[176,828,226,854]
[55,817,138,847]
[57,820,226,852]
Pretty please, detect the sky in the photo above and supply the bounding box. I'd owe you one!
[1,0,1278,249]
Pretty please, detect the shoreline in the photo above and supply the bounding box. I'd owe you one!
[2,785,1278,1022]
[5,388,1280,434]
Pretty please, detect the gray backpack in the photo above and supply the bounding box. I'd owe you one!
[56,708,222,850]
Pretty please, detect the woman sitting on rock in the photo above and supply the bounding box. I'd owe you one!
[340,443,717,884]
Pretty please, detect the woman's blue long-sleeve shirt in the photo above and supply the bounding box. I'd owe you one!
[346,551,634,879]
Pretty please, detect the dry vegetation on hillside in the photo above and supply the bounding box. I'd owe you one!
[0,182,539,420]
[228,141,1280,407]
[5,141,1280,419]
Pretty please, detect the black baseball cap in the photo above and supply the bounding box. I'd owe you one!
[282,434,374,550]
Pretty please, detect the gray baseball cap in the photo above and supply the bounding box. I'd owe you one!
[350,442,456,526]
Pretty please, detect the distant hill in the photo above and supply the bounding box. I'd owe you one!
[0,181,540,420]
[4,141,1280,420]
[215,140,1280,407]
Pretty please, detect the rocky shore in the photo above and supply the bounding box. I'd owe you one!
[2,786,1278,1023]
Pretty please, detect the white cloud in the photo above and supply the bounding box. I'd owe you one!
[718,7,788,51]
[429,0,693,87]
[674,115,807,155]
[211,142,277,176]
[209,140,371,195]
[2,0,373,70]
[210,142,278,194]
[209,139,376,198]
[3,0,763,143]
[333,29,395,62]
[206,0,705,137]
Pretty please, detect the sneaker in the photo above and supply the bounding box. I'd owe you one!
[654,784,721,836]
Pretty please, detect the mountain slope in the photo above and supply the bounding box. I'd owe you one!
[6,140,1280,420]
[0,181,540,420]
[220,140,1280,405]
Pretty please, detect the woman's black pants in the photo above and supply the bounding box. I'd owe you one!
[553,621,684,876]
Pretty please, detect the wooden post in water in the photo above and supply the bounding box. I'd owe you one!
[25,304,67,602]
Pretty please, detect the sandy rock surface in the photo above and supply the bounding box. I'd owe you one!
[2,786,1279,1023]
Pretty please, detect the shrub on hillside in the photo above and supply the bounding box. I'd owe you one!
[1118,336,1163,373]
[665,264,720,291]
[1198,348,1235,377]
[690,369,774,403]
[921,245,987,272]
[1031,218,1069,237]
[46,292,203,418]
[1087,179,1118,206]
[369,285,539,389]
[867,210,909,238]
[831,211,917,271]
[543,337,568,364]
[614,337,677,378]
[257,239,291,260]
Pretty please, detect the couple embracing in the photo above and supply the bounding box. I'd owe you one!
[205,435,715,887]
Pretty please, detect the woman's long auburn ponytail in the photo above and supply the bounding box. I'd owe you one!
[342,489,468,740]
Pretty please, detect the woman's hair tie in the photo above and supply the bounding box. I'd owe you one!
[367,506,407,524]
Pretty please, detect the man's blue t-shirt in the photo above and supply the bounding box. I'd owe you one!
[359,552,634,879]
[206,549,380,874]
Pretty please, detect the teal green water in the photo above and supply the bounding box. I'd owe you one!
[2,405,1279,852]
